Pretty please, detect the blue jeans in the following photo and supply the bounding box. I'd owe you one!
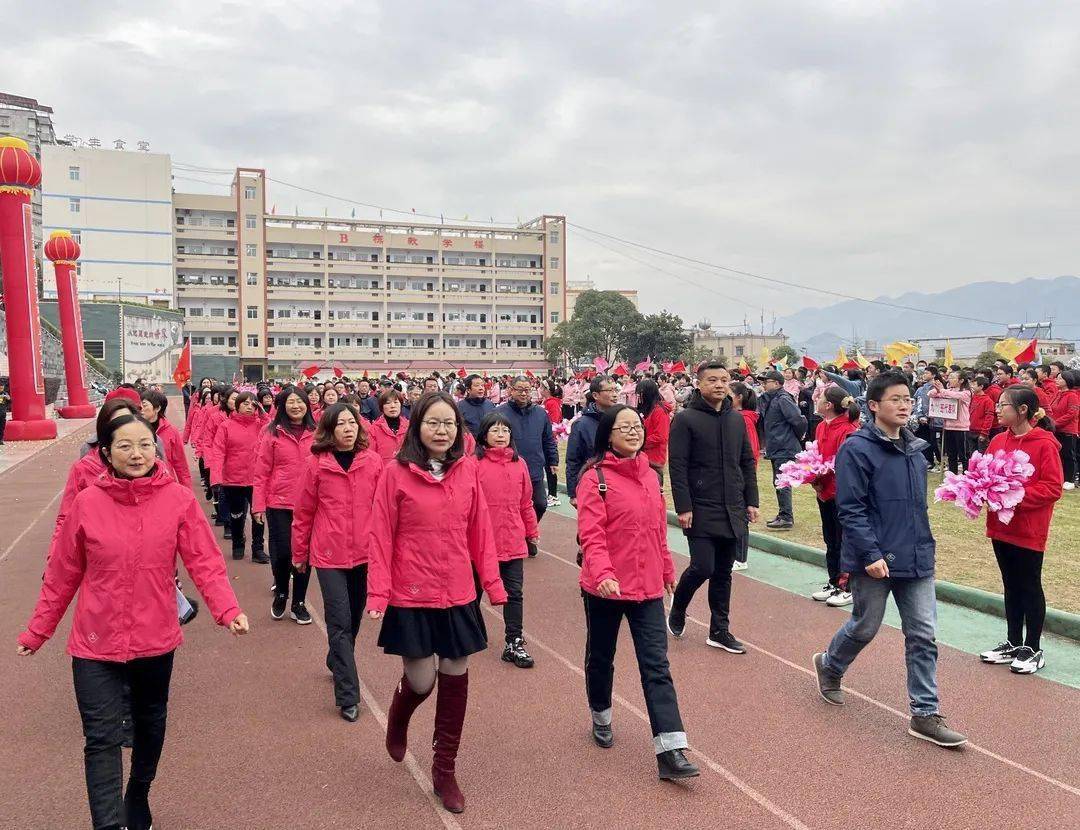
[822,573,939,716]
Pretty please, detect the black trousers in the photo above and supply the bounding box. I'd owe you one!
[943,430,971,474]
[530,476,546,522]
[817,497,843,586]
[992,540,1046,651]
[266,507,310,603]
[475,558,525,641]
[198,458,210,492]
[976,434,990,454]
[671,535,737,638]
[0,407,7,442]
[915,422,941,466]
[222,485,264,555]
[545,467,558,499]
[582,594,684,739]
[72,651,174,830]
[1059,433,1078,484]
[316,565,367,707]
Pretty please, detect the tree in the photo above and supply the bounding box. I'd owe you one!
[619,310,690,364]
[973,350,1000,371]
[548,290,641,366]
[771,344,798,367]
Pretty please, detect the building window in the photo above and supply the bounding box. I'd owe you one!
[550,231,559,244]
[228,336,237,348]
[246,272,258,285]
[210,307,225,317]
[244,186,256,200]
[735,346,744,356]
[549,281,559,295]
[186,307,204,317]
[245,214,257,230]
[247,334,259,347]
[246,306,258,319]
[210,336,226,346]
[190,336,206,346]
[69,166,80,181]
[550,311,560,324]
[550,257,559,270]
[83,339,104,359]
[69,198,80,213]
[245,244,257,256]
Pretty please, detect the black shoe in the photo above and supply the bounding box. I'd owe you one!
[765,517,793,530]
[502,638,534,668]
[123,783,153,830]
[291,602,312,625]
[666,607,686,639]
[591,722,613,748]
[657,749,700,780]
[527,539,538,557]
[231,548,245,560]
[251,550,270,564]
[271,593,287,620]
[706,631,746,654]
[341,705,360,722]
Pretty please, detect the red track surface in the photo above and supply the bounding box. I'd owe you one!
[1,423,1078,829]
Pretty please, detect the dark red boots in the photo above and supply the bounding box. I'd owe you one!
[385,674,433,763]
[431,671,469,814]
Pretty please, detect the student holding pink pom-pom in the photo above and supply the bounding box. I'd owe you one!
[979,386,1063,675]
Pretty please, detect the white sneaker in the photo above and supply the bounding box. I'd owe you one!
[826,591,853,607]
[811,584,835,602]
[1009,646,1045,674]
[547,494,561,507]
[731,560,748,571]
[1064,482,1076,491]
[980,641,1019,664]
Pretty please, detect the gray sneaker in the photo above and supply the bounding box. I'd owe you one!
[909,714,967,748]
[812,652,844,705]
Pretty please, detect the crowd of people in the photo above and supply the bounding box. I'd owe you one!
[11,352,1073,828]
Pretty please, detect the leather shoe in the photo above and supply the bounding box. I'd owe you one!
[340,704,360,722]
[591,722,613,748]
[657,748,699,780]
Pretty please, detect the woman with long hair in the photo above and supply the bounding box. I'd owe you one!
[368,392,506,814]
[18,412,248,830]
[211,391,267,562]
[1050,369,1079,489]
[929,370,973,474]
[636,378,670,486]
[292,403,383,720]
[253,386,317,623]
[979,386,1062,674]
[577,404,698,781]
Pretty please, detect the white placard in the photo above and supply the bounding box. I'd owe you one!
[928,397,959,420]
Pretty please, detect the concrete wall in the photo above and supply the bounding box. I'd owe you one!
[193,354,240,382]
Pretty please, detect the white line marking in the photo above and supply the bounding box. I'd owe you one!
[0,489,62,565]
[537,545,1080,799]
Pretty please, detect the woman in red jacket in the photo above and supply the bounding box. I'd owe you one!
[541,380,563,507]
[253,386,317,624]
[292,402,383,722]
[305,383,323,423]
[17,412,248,830]
[211,391,267,562]
[190,387,216,500]
[969,376,996,453]
[139,389,192,490]
[368,392,506,814]
[368,387,409,461]
[979,386,1063,675]
[810,386,860,606]
[474,411,539,668]
[200,385,233,532]
[1051,370,1079,490]
[636,378,671,485]
[729,381,759,571]
[576,405,699,782]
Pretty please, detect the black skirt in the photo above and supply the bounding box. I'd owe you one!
[377,603,488,659]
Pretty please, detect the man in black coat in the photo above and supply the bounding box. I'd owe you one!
[757,371,807,529]
[666,362,759,654]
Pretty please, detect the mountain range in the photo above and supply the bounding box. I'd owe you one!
[775,275,1080,355]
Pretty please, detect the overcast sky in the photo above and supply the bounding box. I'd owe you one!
[6,0,1079,330]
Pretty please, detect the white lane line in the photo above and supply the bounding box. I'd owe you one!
[537,545,1080,799]
[305,605,462,830]
[0,489,63,566]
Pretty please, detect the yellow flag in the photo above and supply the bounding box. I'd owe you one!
[738,357,751,375]
[758,346,772,369]
[884,341,919,365]
[993,338,1022,360]
[855,350,870,369]
[943,341,955,367]
[835,346,848,367]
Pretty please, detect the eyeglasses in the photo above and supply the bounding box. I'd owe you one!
[882,396,915,405]
[421,419,457,432]
[612,423,645,435]
[487,425,511,434]
[511,386,531,394]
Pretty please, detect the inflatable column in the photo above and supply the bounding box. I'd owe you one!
[45,230,95,418]
[0,136,55,440]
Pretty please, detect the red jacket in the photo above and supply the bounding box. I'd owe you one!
[969,392,996,437]
[1041,378,1059,398]
[252,424,315,513]
[1051,389,1079,436]
[740,409,760,466]
[368,416,409,462]
[577,452,675,601]
[476,448,539,560]
[986,384,1003,405]
[641,402,671,467]
[194,406,226,459]
[182,400,201,444]
[19,466,242,660]
[291,449,384,570]
[543,397,562,424]
[210,412,263,486]
[157,417,191,489]
[813,416,859,502]
[985,428,1063,551]
[367,457,506,613]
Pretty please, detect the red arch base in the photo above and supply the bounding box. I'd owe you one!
[58,404,96,419]
[4,419,58,441]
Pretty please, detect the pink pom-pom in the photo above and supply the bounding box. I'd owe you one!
[933,449,1034,523]
[774,441,835,489]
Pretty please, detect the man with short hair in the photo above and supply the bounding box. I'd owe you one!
[757,370,807,529]
[423,376,441,394]
[565,376,620,505]
[813,374,967,748]
[667,362,759,654]
[355,378,379,422]
[496,376,558,528]
[459,373,495,436]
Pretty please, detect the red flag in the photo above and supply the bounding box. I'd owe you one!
[661,360,674,373]
[669,360,686,373]
[841,359,859,371]
[525,369,535,378]
[457,366,466,378]
[801,355,820,371]
[612,362,628,377]
[302,365,320,379]
[172,339,191,390]
[333,366,343,378]
[1012,338,1038,365]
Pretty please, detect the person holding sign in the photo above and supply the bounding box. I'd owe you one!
[929,371,972,474]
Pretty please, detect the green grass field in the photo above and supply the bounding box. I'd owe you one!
[556,447,1080,614]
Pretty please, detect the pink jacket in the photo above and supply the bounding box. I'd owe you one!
[476,448,539,561]
[367,416,409,462]
[209,412,262,487]
[291,449,384,570]
[157,417,191,489]
[929,387,972,431]
[252,424,315,513]
[19,466,242,660]
[182,400,201,444]
[577,452,675,601]
[367,457,506,613]
[194,406,226,459]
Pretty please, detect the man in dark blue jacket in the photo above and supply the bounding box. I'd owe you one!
[355,378,380,422]
[565,376,620,503]
[459,374,495,436]
[812,373,967,749]
[757,371,807,529]
[496,376,558,527]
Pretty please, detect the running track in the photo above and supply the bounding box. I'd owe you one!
[1,419,1078,829]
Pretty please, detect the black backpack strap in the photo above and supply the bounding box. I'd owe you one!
[595,465,608,500]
